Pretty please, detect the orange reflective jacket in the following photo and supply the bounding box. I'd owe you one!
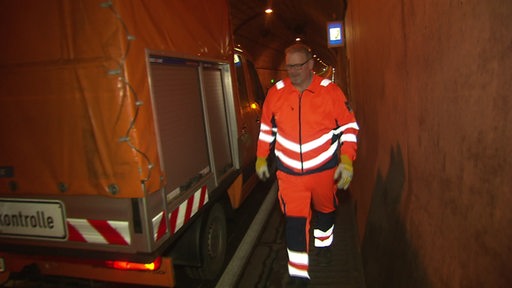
[257,75,358,175]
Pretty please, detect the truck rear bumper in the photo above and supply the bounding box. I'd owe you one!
[0,251,176,287]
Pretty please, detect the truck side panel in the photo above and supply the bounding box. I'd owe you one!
[0,0,234,198]
[0,0,263,286]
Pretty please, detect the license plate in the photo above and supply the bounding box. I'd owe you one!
[0,198,67,240]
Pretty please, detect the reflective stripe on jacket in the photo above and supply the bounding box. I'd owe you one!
[257,75,358,175]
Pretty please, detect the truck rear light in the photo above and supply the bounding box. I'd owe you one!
[104,257,161,271]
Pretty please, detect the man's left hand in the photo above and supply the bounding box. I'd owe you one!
[334,155,353,190]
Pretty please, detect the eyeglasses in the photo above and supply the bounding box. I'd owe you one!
[285,58,311,71]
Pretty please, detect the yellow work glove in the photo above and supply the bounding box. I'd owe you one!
[255,157,270,181]
[334,154,353,190]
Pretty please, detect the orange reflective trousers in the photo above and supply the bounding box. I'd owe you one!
[277,167,338,279]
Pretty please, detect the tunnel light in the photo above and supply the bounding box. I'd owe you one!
[265,8,273,14]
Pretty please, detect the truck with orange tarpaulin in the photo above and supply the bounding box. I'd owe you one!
[0,0,264,286]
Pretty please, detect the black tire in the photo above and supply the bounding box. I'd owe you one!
[185,202,227,280]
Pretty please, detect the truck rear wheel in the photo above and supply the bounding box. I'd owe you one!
[186,202,227,280]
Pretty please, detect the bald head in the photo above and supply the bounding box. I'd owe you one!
[285,43,313,59]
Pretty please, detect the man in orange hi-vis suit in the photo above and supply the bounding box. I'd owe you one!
[255,43,359,287]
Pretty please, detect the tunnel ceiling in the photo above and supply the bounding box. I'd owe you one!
[229,0,346,71]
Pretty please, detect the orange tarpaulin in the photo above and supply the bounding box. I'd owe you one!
[0,0,234,197]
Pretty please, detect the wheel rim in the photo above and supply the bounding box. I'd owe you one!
[207,217,223,259]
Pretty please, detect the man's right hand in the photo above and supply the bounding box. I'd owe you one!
[255,157,270,181]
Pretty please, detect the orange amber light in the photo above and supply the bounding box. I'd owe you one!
[105,257,161,271]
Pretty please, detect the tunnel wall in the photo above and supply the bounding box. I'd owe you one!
[344,0,512,287]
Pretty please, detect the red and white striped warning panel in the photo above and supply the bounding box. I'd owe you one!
[65,185,208,245]
[152,186,209,242]
[153,211,166,242]
[168,185,209,235]
[67,218,131,246]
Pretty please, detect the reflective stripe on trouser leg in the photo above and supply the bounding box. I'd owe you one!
[287,249,310,279]
[314,210,335,247]
[285,216,309,278]
[314,224,334,247]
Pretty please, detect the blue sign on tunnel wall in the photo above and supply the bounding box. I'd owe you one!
[327,21,344,47]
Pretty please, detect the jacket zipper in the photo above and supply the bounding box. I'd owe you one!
[298,91,304,173]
